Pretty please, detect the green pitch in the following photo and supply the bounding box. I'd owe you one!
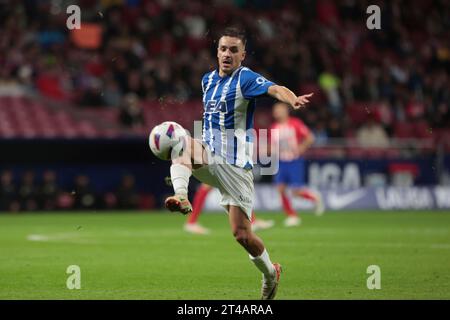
[0,211,449,299]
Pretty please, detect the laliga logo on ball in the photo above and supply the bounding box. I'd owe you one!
[149,121,188,160]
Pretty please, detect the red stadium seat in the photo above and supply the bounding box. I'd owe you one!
[394,122,414,139]
[346,102,371,124]
[347,147,367,158]
[413,121,433,139]
[139,193,156,210]
[434,129,450,151]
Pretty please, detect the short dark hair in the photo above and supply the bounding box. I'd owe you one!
[218,27,247,46]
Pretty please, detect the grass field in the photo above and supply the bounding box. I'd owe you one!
[0,210,449,300]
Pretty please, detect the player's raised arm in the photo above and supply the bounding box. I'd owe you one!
[267,85,314,109]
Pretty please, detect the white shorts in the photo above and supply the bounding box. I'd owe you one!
[192,151,254,220]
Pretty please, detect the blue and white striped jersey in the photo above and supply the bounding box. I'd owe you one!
[201,66,275,169]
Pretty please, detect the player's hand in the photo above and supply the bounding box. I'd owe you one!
[294,145,307,158]
[293,93,314,109]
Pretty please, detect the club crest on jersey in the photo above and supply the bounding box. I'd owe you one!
[166,124,175,138]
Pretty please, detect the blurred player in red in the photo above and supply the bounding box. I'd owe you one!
[184,183,274,235]
[270,102,324,226]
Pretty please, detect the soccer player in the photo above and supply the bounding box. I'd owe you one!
[164,27,313,300]
[184,183,274,235]
[270,102,325,227]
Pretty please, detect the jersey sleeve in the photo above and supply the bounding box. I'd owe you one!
[240,69,275,99]
[292,118,310,142]
[201,73,209,94]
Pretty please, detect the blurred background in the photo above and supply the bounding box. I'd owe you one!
[0,0,449,213]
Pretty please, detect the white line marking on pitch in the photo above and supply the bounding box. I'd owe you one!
[26,233,95,244]
[27,234,50,241]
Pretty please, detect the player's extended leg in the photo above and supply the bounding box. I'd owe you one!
[228,205,281,300]
[277,184,301,227]
[292,187,325,216]
[184,184,212,235]
[165,136,208,214]
[286,158,325,216]
[251,211,275,231]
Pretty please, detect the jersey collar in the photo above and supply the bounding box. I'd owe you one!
[217,66,243,80]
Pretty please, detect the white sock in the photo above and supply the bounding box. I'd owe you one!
[170,164,192,195]
[249,249,276,279]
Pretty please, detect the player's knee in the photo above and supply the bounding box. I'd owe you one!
[277,184,286,194]
[233,228,250,246]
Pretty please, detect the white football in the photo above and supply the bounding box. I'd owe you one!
[148,121,188,160]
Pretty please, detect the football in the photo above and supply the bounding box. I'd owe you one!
[148,121,188,160]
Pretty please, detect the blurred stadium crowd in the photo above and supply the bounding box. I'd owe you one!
[0,169,146,212]
[0,0,449,142]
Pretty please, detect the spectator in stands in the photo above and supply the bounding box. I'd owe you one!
[432,103,450,129]
[119,93,145,129]
[327,118,344,139]
[102,74,122,108]
[18,170,38,211]
[312,120,329,146]
[356,114,390,148]
[79,81,104,107]
[375,99,395,136]
[38,170,60,211]
[115,174,139,210]
[319,65,342,115]
[72,175,97,210]
[0,170,19,212]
